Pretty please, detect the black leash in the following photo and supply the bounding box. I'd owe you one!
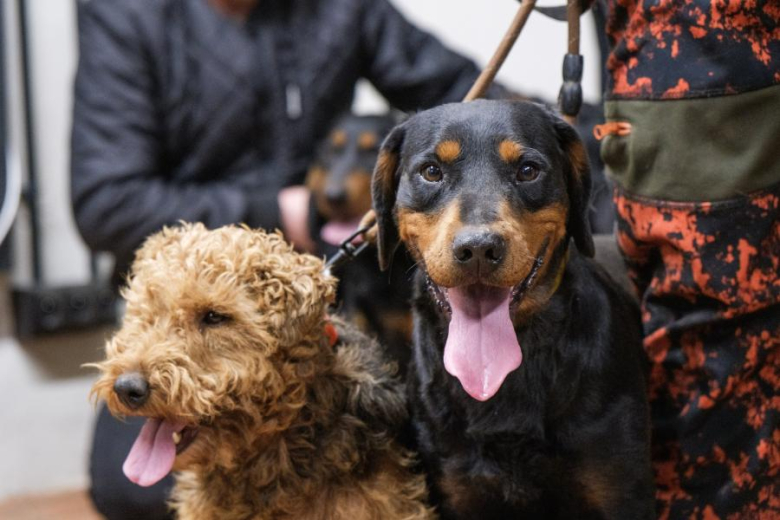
[323,222,374,271]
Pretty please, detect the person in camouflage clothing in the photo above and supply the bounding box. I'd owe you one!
[590,0,779,517]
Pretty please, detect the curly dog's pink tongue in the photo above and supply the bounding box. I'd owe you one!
[444,284,522,401]
[123,418,183,487]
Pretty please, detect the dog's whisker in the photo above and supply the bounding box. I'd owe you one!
[405,260,420,276]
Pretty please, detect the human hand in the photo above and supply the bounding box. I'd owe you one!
[278,186,316,253]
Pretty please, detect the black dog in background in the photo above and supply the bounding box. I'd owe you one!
[372,100,654,519]
[307,113,415,372]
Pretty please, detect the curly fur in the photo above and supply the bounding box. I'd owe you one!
[89,223,433,520]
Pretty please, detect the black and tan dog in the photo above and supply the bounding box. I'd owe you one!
[372,100,654,519]
[308,114,397,243]
[307,114,414,370]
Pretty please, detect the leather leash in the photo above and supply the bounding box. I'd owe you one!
[560,0,583,125]
[325,0,582,270]
[462,0,537,102]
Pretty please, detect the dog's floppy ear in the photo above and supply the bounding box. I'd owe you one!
[548,110,595,257]
[371,123,406,271]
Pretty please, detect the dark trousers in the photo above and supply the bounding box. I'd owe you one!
[614,184,779,519]
[89,405,174,520]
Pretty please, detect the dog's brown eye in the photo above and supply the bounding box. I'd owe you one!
[420,164,443,183]
[201,311,230,326]
[517,164,540,182]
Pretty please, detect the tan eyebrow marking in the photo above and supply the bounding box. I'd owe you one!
[331,130,347,147]
[358,131,378,150]
[435,140,461,163]
[498,140,524,163]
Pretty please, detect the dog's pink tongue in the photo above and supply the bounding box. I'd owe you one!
[321,218,363,246]
[123,418,183,487]
[444,285,522,401]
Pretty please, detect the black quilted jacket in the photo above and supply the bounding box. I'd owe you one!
[71,0,493,270]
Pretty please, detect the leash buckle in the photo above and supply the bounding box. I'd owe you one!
[324,223,373,271]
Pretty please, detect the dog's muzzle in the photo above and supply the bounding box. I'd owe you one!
[452,229,506,277]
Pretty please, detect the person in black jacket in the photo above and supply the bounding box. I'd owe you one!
[71,0,502,518]
[71,0,502,275]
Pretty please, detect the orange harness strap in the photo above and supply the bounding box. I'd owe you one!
[324,321,338,348]
[593,121,632,140]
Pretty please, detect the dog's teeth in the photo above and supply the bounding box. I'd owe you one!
[173,432,182,444]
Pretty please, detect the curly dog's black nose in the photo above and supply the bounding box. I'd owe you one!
[453,230,506,276]
[114,372,150,409]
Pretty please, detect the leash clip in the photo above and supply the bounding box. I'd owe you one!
[324,223,373,272]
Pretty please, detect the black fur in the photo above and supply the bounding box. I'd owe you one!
[310,113,414,372]
[373,123,407,271]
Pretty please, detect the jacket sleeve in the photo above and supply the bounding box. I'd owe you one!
[70,0,280,264]
[358,0,505,110]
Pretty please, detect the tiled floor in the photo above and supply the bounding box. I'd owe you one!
[0,490,101,520]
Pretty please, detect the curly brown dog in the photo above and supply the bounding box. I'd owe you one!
[89,223,433,520]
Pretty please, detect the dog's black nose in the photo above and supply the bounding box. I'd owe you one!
[453,230,506,275]
[114,372,150,409]
[324,186,347,206]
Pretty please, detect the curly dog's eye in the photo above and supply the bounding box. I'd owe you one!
[516,164,540,183]
[419,164,443,183]
[201,310,230,327]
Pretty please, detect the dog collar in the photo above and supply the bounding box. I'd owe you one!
[324,320,338,347]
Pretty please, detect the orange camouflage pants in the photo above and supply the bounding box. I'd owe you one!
[614,184,779,520]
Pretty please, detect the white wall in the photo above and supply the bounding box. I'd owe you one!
[0,0,601,501]
[1,0,101,502]
[354,0,602,113]
[26,0,91,286]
